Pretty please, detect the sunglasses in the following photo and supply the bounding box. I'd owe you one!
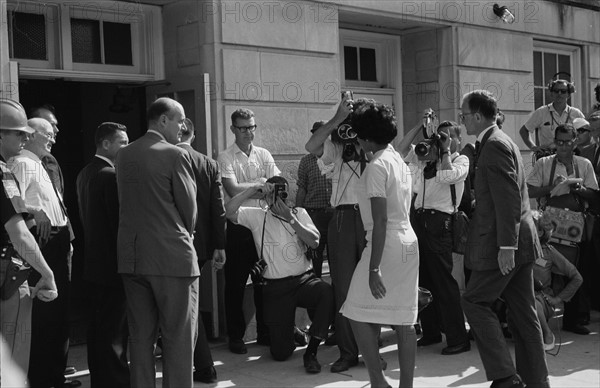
[233,125,257,133]
[554,139,575,146]
[576,128,590,134]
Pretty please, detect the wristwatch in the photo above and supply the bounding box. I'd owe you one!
[289,218,296,225]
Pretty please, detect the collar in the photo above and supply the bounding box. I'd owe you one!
[476,125,497,142]
[233,142,253,155]
[549,103,570,114]
[147,129,165,141]
[17,149,41,162]
[94,154,114,168]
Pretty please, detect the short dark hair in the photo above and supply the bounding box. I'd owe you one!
[147,97,178,122]
[231,108,254,125]
[463,90,498,120]
[437,121,461,137]
[311,120,326,133]
[351,100,397,145]
[266,176,287,186]
[30,104,56,118]
[554,123,576,139]
[95,122,127,147]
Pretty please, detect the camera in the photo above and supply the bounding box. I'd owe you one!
[415,109,445,161]
[250,259,268,284]
[272,182,288,202]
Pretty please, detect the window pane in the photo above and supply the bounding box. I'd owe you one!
[533,51,542,86]
[71,18,101,63]
[11,12,47,60]
[344,46,358,81]
[544,52,557,84]
[534,88,544,110]
[359,48,377,82]
[558,55,571,80]
[104,22,133,66]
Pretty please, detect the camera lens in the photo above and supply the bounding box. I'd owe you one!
[415,142,431,157]
[279,191,288,200]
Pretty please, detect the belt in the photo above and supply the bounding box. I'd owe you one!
[335,204,359,211]
[50,226,68,232]
[264,270,313,283]
[305,207,334,213]
[414,208,451,216]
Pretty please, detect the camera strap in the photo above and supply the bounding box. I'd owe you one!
[260,212,267,263]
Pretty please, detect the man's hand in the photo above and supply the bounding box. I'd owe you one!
[32,210,52,243]
[439,131,451,151]
[333,94,354,122]
[497,249,515,276]
[31,274,58,302]
[270,197,293,221]
[212,249,226,270]
[369,271,386,299]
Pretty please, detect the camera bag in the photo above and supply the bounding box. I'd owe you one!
[450,184,470,255]
[0,244,32,300]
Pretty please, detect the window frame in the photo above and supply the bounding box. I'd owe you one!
[340,29,389,89]
[532,41,581,110]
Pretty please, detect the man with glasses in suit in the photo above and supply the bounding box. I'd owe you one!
[217,108,280,354]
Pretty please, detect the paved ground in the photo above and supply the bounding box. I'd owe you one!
[64,310,600,388]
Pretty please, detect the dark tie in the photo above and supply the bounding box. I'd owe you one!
[473,140,481,168]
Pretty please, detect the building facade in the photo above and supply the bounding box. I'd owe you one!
[1,0,599,337]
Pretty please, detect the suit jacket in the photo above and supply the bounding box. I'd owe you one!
[465,125,541,271]
[116,131,199,277]
[178,143,226,263]
[76,156,121,286]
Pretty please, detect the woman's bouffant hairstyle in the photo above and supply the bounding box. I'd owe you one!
[351,100,397,145]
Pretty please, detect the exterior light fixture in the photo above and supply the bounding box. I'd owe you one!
[493,4,515,24]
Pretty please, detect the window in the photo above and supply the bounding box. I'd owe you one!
[70,19,133,65]
[8,12,47,60]
[344,46,377,82]
[532,43,580,110]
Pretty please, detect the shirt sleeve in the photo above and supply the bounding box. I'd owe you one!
[365,159,387,198]
[524,107,545,132]
[527,158,545,187]
[435,154,469,184]
[217,150,236,180]
[237,207,263,231]
[320,139,342,166]
[1,169,28,227]
[581,159,599,190]
[403,145,418,164]
[296,156,308,190]
[262,150,281,178]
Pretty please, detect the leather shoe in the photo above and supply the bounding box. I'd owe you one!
[416,335,442,347]
[441,342,471,355]
[228,339,248,354]
[330,357,358,373]
[194,365,217,383]
[64,366,77,375]
[303,352,321,374]
[563,323,590,335]
[490,374,525,388]
[63,379,82,388]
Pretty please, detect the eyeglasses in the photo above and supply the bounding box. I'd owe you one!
[459,112,476,122]
[233,125,257,133]
[552,89,570,95]
[36,131,55,140]
[554,139,575,146]
[576,128,590,134]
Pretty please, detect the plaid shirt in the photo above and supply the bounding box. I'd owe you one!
[296,153,332,209]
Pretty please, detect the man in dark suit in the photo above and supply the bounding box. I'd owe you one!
[176,119,226,384]
[76,122,130,387]
[460,90,549,388]
[116,98,199,388]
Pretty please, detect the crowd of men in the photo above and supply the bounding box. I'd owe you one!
[1,78,599,388]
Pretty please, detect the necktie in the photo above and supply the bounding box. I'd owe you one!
[473,141,481,168]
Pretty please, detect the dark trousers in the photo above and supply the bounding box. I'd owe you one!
[412,209,468,346]
[462,262,549,387]
[328,207,365,362]
[122,274,199,388]
[550,242,590,326]
[28,227,70,388]
[224,221,267,342]
[194,269,214,371]
[305,209,333,278]
[262,272,334,361]
[582,218,600,310]
[87,281,130,388]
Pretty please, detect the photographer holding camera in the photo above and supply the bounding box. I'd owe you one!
[305,93,369,373]
[224,176,334,374]
[397,114,471,355]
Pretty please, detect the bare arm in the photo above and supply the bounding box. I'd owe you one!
[305,98,353,157]
[519,125,538,151]
[527,183,554,199]
[225,184,263,222]
[222,177,267,199]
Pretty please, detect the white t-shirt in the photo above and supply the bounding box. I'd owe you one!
[319,139,364,207]
[236,207,314,279]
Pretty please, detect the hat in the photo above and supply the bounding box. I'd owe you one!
[311,120,327,133]
[0,98,34,133]
[572,118,590,130]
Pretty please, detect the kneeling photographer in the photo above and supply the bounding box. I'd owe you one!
[397,112,471,355]
[225,176,334,374]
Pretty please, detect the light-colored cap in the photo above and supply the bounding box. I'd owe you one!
[572,117,590,130]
